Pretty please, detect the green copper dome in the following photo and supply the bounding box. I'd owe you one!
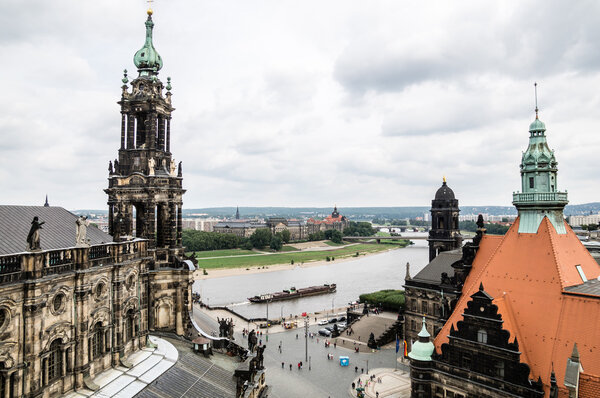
[408,318,434,361]
[529,117,546,133]
[134,11,163,76]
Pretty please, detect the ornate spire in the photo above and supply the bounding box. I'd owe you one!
[133,6,163,77]
[513,85,568,234]
[44,194,49,207]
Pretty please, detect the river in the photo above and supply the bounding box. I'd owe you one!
[193,237,429,320]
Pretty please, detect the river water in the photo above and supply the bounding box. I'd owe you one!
[193,237,429,320]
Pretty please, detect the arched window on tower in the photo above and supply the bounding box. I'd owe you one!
[91,322,104,360]
[48,339,63,382]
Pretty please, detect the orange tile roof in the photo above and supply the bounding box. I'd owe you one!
[579,373,600,398]
[435,216,600,394]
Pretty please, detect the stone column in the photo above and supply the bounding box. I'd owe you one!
[120,113,126,149]
[166,118,171,153]
[148,113,156,149]
[168,203,176,249]
[127,114,135,149]
[177,204,183,247]
[157,117,165,151]
[61,348,67,377]
[3,373,10,398]
[145,202,156,248]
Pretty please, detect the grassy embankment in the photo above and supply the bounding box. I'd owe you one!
[195,241,409,269]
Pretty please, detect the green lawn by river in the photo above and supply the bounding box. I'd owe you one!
[194,241,409,269]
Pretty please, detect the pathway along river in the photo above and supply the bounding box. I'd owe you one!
[193,238,429,320]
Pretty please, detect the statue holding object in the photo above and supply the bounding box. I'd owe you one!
[26,216,45,251]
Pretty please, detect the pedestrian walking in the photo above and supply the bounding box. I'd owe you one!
[281,362,284,368]
[376,392,379,398]
[289,364,292,371]
[355,366,358,373]
[296,333,298,339]
[352,382,355,389]
[361,368,364,373]
[334,342,336,348]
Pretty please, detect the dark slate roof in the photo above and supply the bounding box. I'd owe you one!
[135,340,236,398]
[0,205,113,255]
[564,277,600,297]
[411,249,462,284]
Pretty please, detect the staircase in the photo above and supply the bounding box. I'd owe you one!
[376,318,402,346]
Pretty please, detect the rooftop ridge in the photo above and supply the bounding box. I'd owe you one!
[434,230,508,353]
[544,217,566,288]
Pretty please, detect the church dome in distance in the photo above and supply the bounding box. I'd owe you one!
[435,179,455,200]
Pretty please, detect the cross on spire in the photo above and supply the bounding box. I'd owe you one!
[147,0,153,15]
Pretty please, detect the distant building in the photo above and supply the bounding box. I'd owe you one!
[428,179,463,262]
[568,213,600,227]
[265,218,307,241]
[181,218,219,232]
[213,221,264,238]
[306,206,349,234]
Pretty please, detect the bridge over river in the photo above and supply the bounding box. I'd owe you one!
[343,235,428,243]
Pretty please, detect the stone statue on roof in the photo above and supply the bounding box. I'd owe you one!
[26,216,45,251]
[76,216,90,246]
[148,158,155,176]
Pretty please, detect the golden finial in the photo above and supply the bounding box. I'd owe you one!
[443,176,446,183]
[147,0,153,15]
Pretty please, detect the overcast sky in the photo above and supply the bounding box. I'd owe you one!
[1,0,599,210]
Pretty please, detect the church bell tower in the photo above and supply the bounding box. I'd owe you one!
[105,8,185,266]
[428,178,462,261]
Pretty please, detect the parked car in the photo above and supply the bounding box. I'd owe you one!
[318,319,329,326]
[328,317,338,324]
[318,328,331,337]
[337,322,347,330]
[338,316,346,322]
[324,326,334,332]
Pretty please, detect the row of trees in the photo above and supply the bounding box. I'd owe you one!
[183,220,376,252]
[183,228,292,252]
[459,220,510,235]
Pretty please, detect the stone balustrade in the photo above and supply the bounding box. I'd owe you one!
[0,240,148,284]
[512,191,568,204]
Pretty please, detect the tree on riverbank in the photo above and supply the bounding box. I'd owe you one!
[250,228,272,249]
[359,289,405,312]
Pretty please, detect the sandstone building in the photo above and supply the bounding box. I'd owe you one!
[0,9,194,397]
[306,206,349,234]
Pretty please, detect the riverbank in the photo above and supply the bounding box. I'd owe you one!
[193,243,405,280]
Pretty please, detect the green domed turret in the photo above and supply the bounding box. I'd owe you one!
[528,117,546,133]
[133,9,163,76]
[513,84,568,234]
[408,317,434,361]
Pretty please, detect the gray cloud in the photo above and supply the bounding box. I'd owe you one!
[0,1,599,209]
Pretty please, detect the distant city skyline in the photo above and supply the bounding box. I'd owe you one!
[2,1,600,209]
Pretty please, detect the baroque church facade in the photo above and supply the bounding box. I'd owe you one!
[0,9,194,398]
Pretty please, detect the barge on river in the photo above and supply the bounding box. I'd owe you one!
[248,283,336,303]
